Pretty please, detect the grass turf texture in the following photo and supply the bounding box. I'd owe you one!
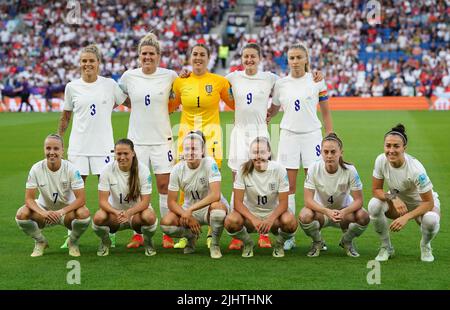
[0,111,449,290]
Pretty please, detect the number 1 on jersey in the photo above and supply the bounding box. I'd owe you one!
[197,96,200,108]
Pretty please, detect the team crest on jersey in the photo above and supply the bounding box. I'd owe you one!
[269,182,276,191]
[205,84,213,95]
[75,171,82,181]
[200,177,207,186]
[62,181,69,190]
[338,183,347,192]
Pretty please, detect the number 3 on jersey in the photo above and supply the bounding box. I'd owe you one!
[90,104,96,116]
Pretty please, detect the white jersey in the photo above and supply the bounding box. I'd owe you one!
[64,76,127,156]
[226,70,278,130]
[26,159,84,211]
[373,153,436,209]
[234,161,289,215]
[119,67,178,145]
[272,72,328,134]
[98,161,152,211]
[305,160,363,210]
[168,156,221,206]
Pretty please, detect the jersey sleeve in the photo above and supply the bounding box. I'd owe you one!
[233,170,245,190]
[98,167,111,192]
[413,163,433,194]
[304,164,316,190]
[271,80,281,106]
[208,159,222,183]
[220,77,235,110]
[140,167,152,195]
[372,155,385,180]
[349,166,363,191]
[25,165,38,189]
[69,165,84,190]
[269,73,280,96]
[118,72,128,95]
[63,83,74,111]
[278,165,290,193]
[168,165,180,192]
[112,80,127,106]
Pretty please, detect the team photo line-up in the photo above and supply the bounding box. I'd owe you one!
[15,33,440,263]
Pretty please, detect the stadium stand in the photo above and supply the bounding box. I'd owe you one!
[0,0,449,108]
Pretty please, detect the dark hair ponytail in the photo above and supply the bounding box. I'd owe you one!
[115,138,140,201]
[322,133,352,170]
[241,137,271,176]
[384,123,407,145]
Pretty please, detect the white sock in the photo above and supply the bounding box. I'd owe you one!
[16,219,45,242]
[67,229,71,236]
[92,223,110,241]
[300,220,321,242]
[161,225,185,238]
[368,198,391,248]
[277,228,296,244]
[288,194,296,214]
[341,222,367,244]
[420,212,440,246]
[229,192,234,210]
[210,209,226,246]
[227,226,252,244]
[70,217,91,243]
[141,219,158,246]
[159,194,169,218]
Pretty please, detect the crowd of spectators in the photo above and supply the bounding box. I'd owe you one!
[0,0,231,99]
[1,0,449,103]
[245,0,450,97]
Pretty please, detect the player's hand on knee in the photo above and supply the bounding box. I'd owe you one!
[189,218,201,235]
[392,198,408,216]
[389,215,408,232]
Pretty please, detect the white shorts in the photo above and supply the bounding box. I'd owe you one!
[277,128,322,169]
[36,200,66,228]
[183,195,230,225]
[69,155,114,176]
[134,143,175,174]
[228,126,269,172]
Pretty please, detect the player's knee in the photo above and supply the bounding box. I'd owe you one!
[93,210,107,225]
[298,208,314,224]
[421,212,440,231]
[368,198,384,217]
[16,206,30,220]
[281,213,298,232]
[141,209,156,226]
[356,209,370,226]
[75,206,90,219]
[224,214,242,232]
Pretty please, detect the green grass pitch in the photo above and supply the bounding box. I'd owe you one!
[0,111,449,290]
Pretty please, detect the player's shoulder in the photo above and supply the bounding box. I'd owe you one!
[157,67,178,77]
[66,78,82,88]
[30,159,46,172]
[374,153,386,165]
[121,68,140,78]
[405,153,426,173]
[208,72,228,83]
